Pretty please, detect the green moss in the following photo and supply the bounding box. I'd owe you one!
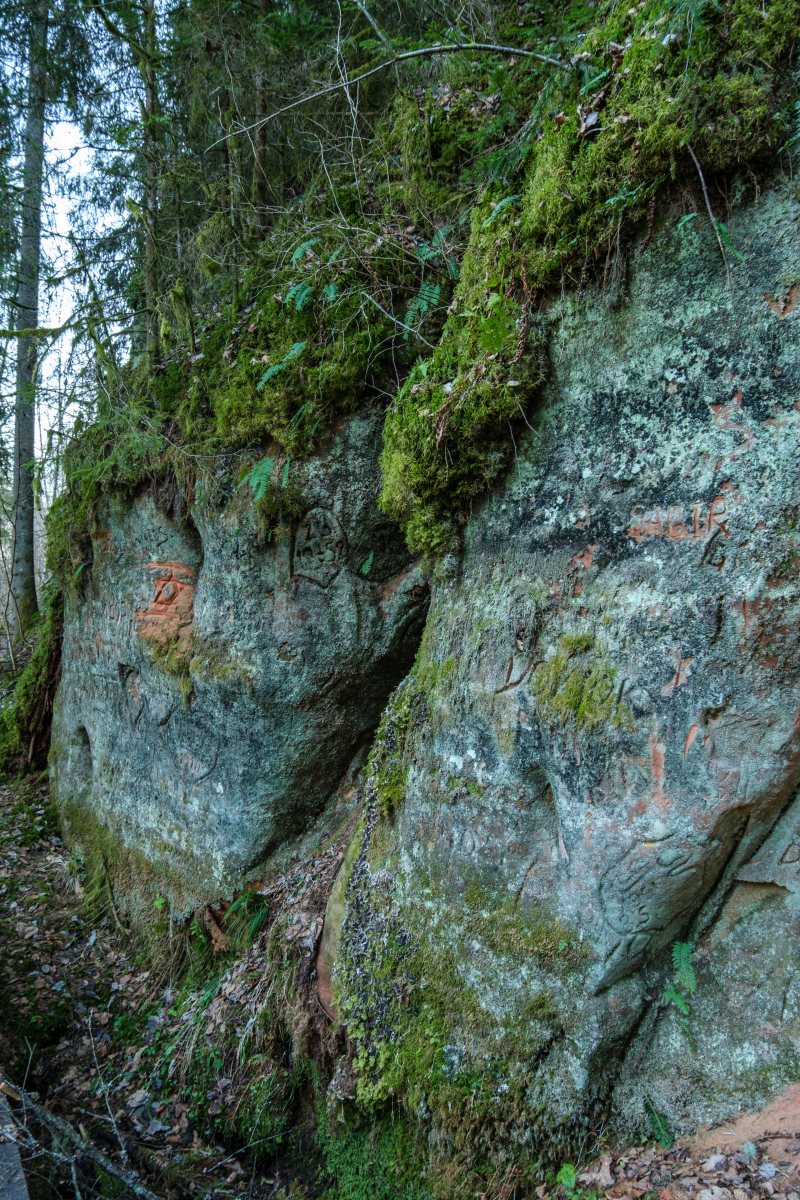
[379,299,547,554]
[335,889,586,1195]
[147,631,193,708]
[188,632,256,688]
[532,633,629,731]
[0,586,64,774]
[60,797,203,944]
[380,0,798,551]
[368,675,431,817]
[317,1100,431,1200]
[465,904,591,973]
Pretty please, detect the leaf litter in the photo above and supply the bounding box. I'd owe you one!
[0,776,353,1198]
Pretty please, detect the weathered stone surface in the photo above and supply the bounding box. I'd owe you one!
[51,406,427,901]
[334,176,800,1145]
[0,1095,28,1200]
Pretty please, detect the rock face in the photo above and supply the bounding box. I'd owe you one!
[333,176,800,1148]
[51,406,427,900]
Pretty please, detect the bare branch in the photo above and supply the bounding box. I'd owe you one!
[223,41,568,143]
[687,143,733,308]
[3,1080,162,1200]
[351,0,392,52]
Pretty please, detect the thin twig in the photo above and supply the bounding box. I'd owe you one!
[4,1081,161,1200]
[351,0,392,52]
[71,1158,84,1200]
[687,143,733,308]
[221,41,568,143]
[88,1011,129,1163]
[360,291,436,347]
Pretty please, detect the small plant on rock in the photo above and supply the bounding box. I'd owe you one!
[663,941,697,1050]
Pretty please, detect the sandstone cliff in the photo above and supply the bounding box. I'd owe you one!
[45,170,800,1183]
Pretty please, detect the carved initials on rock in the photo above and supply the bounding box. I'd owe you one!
[292,509,348,587]
[627,495,731,545]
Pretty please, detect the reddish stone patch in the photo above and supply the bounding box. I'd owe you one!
[134,561,195,650]
[627,494,733,544]
[315,932,338,1021]
[572,544,597,570]
[765,283,798,319]
[91,528,114,554]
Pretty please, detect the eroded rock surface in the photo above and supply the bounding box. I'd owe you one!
[51,407,427,900]
[333,177,800,1147]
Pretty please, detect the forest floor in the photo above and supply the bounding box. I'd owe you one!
[1,776,799,1200]
[0,777,296,1200]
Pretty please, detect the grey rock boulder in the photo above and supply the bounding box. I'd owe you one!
[333,176,800,1146]
[51,405,428,902]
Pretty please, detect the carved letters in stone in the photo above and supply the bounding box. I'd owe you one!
[169,711,220,781]
[600,837,708,938]
[292,509,348,587]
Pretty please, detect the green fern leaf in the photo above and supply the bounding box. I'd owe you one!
[256,341,307,392]
[238,456,274,502]
[286,282,315,311]
[675,1015,696,1052]
[672,942,696,996]
[417,281,440,313]
[291,237,319,264]
[712,219,745,263]
[645,1096,673,1150]
[663,984,690,1015]
[482,194,520,228]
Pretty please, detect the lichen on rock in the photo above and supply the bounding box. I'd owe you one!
[51,406,428,905]
[329,169,800,1172]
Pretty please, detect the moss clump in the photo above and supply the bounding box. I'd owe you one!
[147,631,193,708]
[381,0,798,551]
[188,632,256,688]
[532,633,628,731]
[335,888,587,1195]
[0,586,64,774]
[368,675,431,816]
[60,797,203,946]
[465,903,591,973]
[317,1102,431,1200]
[380,290,547,554]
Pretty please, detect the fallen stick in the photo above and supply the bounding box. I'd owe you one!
[1,1081,163,1200]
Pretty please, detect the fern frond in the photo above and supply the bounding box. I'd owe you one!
[256,340,307,391]
[238,456,273,502]
[672,941,696,995]
[290,237,319,264]
[663,984,690,1015]
[417,281,440,313]
[675,1016,696,1052]
[286,282,315,311]
[644,1096,673,1150]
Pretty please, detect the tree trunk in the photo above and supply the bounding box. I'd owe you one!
[250,0,273,232]
[142,0,159,363]
[10,0,48,638]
